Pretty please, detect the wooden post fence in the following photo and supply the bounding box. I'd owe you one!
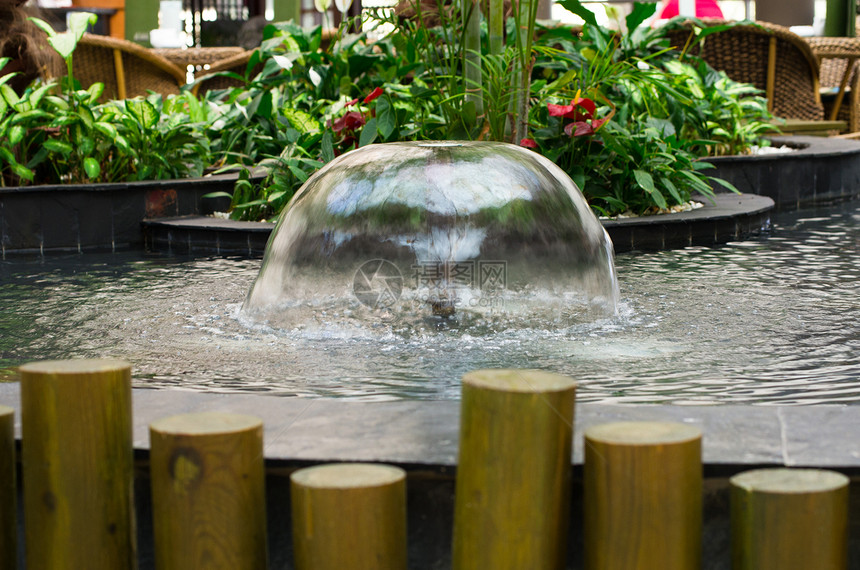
[291,463,407,570]
[452,369,577,570]
[19,359,136,570]
[584,421,702,570]
[150,412,267,570]
[731,468,849,569]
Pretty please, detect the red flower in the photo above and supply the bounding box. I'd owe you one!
[519,138,538,149]
[548,97,596,121]
[345,98,359,107]
[591,117,608,131]
[363,87,384,104]
[548,103,574,117]
[564,116,607,137]
[331,111,366,133]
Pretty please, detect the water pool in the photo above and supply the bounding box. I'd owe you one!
[1,200,858,405]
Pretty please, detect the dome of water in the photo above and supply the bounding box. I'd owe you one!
[242,141,618,330]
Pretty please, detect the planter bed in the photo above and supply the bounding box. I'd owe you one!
[1,135,856,256]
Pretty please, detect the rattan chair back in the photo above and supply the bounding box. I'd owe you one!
[72,34,187,101]
[192,49,259,96]
[664,19,824,121]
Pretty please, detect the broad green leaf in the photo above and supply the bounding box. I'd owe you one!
[359,117,378,147]
[248,91,273,119]
[10,110,50,125]
[1,85,20,107]
[47,34,78,61]
[94,121,118,139]
[625,2,657,35]
[287,165,309,182]
[114,134,132,154]
[43,95,69,111]
[27,17,57,38]
[661,177,683,204]
[8,125,25,146]
[67,12,98,43]
[267,191,287,202]
[11,162,34,181]
[126,99,158,129]
[0,73,19,89]
[27,83,53,109]
[709,176,740,193]
[83,156,100,179]
[79,136,95,155]
[557,0,598,26]
[78,105,95,129]
[202,191,234,199]
[633,169,667,208]
[26,146,49,169]
[87,82,105,104]
[42,139,74,155]
[376,97,396,140]
[283,108,321,134]
[545,69,577,93]
[320,130,335,163]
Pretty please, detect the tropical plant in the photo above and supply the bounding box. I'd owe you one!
[0,13,211,186]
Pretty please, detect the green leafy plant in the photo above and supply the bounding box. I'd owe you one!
[0,13,211,186]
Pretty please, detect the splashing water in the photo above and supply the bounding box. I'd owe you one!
[242,141,619,329]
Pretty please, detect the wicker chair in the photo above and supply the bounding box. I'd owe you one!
[663,20,827,125]
[72,34,187,101]
[808,37,860,133]
[191,49,258,96]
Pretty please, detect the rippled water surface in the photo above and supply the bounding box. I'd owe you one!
[2,200,859,404]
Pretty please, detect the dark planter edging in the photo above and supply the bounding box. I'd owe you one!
[708,135,860,209]
[602,193,773,252]
[141,193,775,256]
[0,170,263,257]
[142,215,275,257]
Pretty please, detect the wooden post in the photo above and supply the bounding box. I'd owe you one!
[0,406,15,570]
[291,463,407,570]
[731,468,849,570]
[150,412,267,570]
[19,359,136,570]
[584,421,702,570]
[452,369,577,570]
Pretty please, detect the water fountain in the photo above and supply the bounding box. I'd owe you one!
[242,141,619,331]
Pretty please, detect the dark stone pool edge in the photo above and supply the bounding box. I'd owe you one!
[141,193,776,256]
[709,135,860,210]
[1,383,857,470]
[3,135,858,256]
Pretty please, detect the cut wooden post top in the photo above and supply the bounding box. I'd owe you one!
[0,406,12,417]
[18,359,131,375]
[731,468,849,494]
[585,421,702,445]
[462,369,576,393]
[291,463,406,489]
[150,412,263,435]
